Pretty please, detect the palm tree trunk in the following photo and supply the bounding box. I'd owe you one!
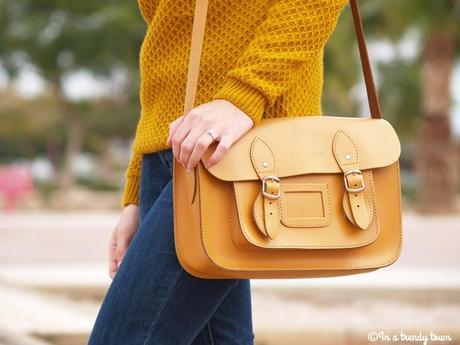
[52,76,83,190]
[60,112,83,189]
[416,30,458,213]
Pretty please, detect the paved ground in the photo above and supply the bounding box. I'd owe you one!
[0,212,459,345]
[1,212,459,266]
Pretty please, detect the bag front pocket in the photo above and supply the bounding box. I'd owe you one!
[233,171,379,250]
[279,183,331,228]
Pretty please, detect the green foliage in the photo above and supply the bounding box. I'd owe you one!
[324,0,459,142]
[323,4,360,116]
[0,0,145,161]
[369,0,459,140]
[377,59,422,141]
[361,0,460,43]
[0,94,64,159]
[0,0,145,80]
[76,176,119,191]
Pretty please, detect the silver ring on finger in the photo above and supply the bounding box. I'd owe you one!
[186,130,214,174]
[207,130,216,142]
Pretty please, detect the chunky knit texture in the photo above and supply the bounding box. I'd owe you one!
[122,0,348,206]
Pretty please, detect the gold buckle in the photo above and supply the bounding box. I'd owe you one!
[262,176,281,200]
[343,169,365,192]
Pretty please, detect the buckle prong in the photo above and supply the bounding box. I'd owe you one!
[343,169,365,192]
[261,175,281,200]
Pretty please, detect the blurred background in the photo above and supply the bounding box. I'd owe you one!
[0,0,459,344]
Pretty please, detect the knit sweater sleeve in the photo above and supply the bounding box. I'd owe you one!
[212,0,348,125]
[137,0,159,24]
[121,151,143,207]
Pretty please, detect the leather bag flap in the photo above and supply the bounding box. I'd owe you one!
[202,116,400,181]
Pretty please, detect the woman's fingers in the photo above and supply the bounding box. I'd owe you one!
[204,135,233,168]
[108,205,139,280]
[167,99,254,170]
[170,116,193,163]
[187,131,216,169]
[108,230,130,280]
[166,115,184,147]
[108,230,118,279]
[179,126,208,167]
[115,233,130,266]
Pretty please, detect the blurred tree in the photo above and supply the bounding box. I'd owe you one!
[326,0,460,213]
[324,2,421,140]
[372,0,460,213]
[0,0,144,188]
[323,9,359,117]
[0,89,62,162]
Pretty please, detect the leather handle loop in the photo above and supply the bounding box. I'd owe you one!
[184,0,383,119]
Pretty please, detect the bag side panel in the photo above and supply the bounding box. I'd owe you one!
[173,163,228,278]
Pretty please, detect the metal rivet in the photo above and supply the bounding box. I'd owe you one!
[262,161,269,168]
[345,154,352,160]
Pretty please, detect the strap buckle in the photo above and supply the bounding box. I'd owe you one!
[262,176,281,200]
[343,169,365,192]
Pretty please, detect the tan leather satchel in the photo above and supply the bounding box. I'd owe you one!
[173,0,402,279]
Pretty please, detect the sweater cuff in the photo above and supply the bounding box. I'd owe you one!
[212,77,267,125]
[121,175,140,207]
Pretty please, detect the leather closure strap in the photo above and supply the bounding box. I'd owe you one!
[332,130,372,230]
[250,138,281,239]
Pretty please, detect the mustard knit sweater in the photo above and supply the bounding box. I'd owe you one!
[122,0,348,206]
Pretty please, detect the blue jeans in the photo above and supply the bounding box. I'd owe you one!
[88,149,254,345]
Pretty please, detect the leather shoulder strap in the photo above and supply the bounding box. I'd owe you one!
[349,0,382,119]
[184,0,383,119]
[183,0,209,117]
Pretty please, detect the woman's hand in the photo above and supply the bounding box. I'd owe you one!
[166,99,254,170]
[108,204,139,279]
